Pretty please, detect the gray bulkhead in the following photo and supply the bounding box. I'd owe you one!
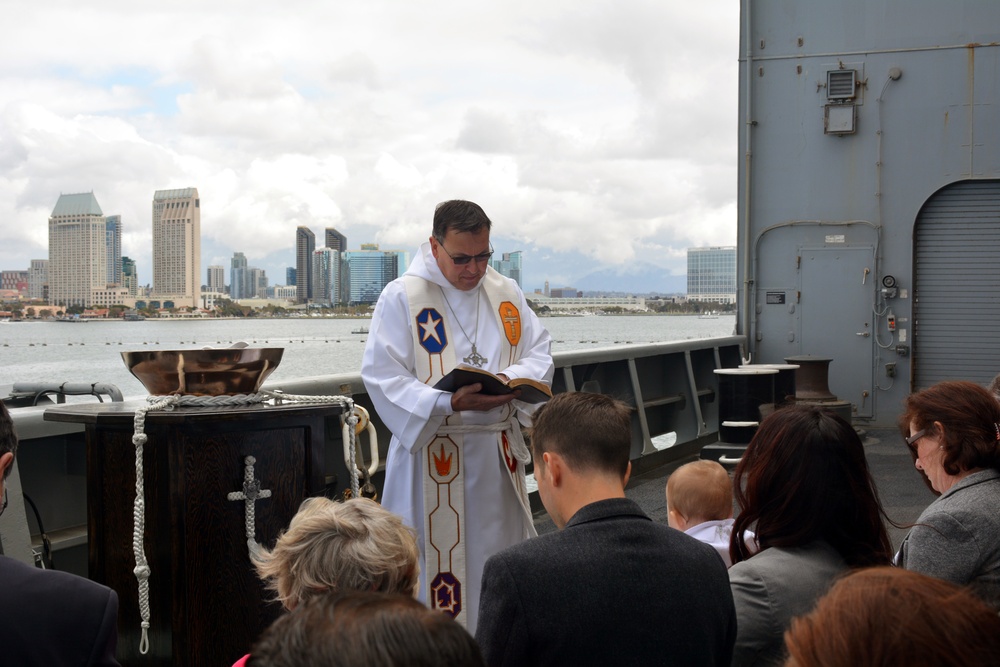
[737,0,1000,425]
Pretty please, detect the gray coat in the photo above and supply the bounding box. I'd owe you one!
[896,467,1000,610]
[728,540,847,667]
[475,497,737,667]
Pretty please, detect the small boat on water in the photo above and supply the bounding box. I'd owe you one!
[351,326,369,334]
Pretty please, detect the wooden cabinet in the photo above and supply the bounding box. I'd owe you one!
[45,401,344,667]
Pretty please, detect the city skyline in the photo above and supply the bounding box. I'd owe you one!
[5,197,695,303]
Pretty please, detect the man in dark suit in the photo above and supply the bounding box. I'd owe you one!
[0,400,120,666]
[475,392,736,666]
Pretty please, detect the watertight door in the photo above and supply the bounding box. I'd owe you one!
[798,245,875,419]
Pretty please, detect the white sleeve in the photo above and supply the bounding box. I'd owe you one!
[361,281,453,454]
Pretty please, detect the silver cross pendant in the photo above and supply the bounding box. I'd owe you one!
[463,345,488,368]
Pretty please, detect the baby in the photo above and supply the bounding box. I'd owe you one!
[666,459,737,567]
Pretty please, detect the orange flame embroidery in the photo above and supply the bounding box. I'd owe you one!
[433,443,453,477]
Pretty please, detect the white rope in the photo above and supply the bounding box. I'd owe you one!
[437,417,531,463]
[227,455,272,558]
[129,390,357,655]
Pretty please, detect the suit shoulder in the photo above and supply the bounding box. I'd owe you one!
[1,556,115,603]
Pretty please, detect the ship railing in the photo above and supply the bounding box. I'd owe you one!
[6,382,125,407]
[2,335,745,575]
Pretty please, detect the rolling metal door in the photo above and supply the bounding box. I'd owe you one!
[914,180,1000,389]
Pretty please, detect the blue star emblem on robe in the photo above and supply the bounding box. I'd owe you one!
[416,307,447,354]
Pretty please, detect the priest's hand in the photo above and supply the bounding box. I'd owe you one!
[451,382,518,412]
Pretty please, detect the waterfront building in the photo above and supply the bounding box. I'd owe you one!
[687,246,736,305]
[549,287,580,298]
[273,284,297,300]
[230,252,249,300]
[207,265,225,294]
[295,226,315,304]
[249,267,268,299]
[151,188,201,309]
[325,227,347,252]
[122,256,138,297]
[200,291,227,311]
[105,215,122,286]
[48,192,108,308]
[28,259,47,300]
[530,294,647,312]
[90,287,136,309]
[491,250,523,287]
[1,270,28,295]
[344,245,406,305]
[311,247,342,306]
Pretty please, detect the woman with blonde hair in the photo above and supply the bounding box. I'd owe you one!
[783,567,1000,666]
[254,496,419,607]
[231,497,419,667]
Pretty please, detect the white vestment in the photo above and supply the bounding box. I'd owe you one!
[362,242,553,634]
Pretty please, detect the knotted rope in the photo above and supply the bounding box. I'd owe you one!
[437,416,531,463]
[129,390,357,654]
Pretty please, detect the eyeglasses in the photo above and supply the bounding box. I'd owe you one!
[905,429,926,447]
[436,239,494,266]
[0,488,6,517]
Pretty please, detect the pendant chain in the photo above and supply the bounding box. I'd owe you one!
[440,286,488,368]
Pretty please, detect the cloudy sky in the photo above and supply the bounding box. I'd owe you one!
[0,0,740,293]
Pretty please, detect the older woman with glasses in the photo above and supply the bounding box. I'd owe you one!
[896,380,1000,611]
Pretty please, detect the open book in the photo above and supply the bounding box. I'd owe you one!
[432,365,553,404]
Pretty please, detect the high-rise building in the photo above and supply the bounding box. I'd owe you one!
[323,228,349,303]
[151,188,201,309]
[687,246,737,304]
[207,265,225,294]
[296,227,315,304]
[230,252,249,300]
[48,192,108,308]
[122,256,138,297]
[325,228,347,252]
[285,267,296,287]
[344,246,406,305]
[311,247,342,306]
[491,250,522,287]
[28,259,47,300]
[105,214,122,286]
[249,267,268,299]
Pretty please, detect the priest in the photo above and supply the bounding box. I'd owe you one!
[362,200,553,634]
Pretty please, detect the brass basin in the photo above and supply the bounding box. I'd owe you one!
[121,348,284,396]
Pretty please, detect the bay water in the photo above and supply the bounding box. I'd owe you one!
[0,315,735,399]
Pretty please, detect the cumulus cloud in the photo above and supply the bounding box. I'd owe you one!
[0,0,739,291]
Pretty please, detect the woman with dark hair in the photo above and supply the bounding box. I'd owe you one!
[896,380,1000,610]
[248,591,485,667]
[783,567,1000,667]
[728,405,892,667]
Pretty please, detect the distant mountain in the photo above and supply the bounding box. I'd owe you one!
[571,262,686,296]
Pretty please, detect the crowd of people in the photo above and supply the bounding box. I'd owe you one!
[2,200,999,666]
